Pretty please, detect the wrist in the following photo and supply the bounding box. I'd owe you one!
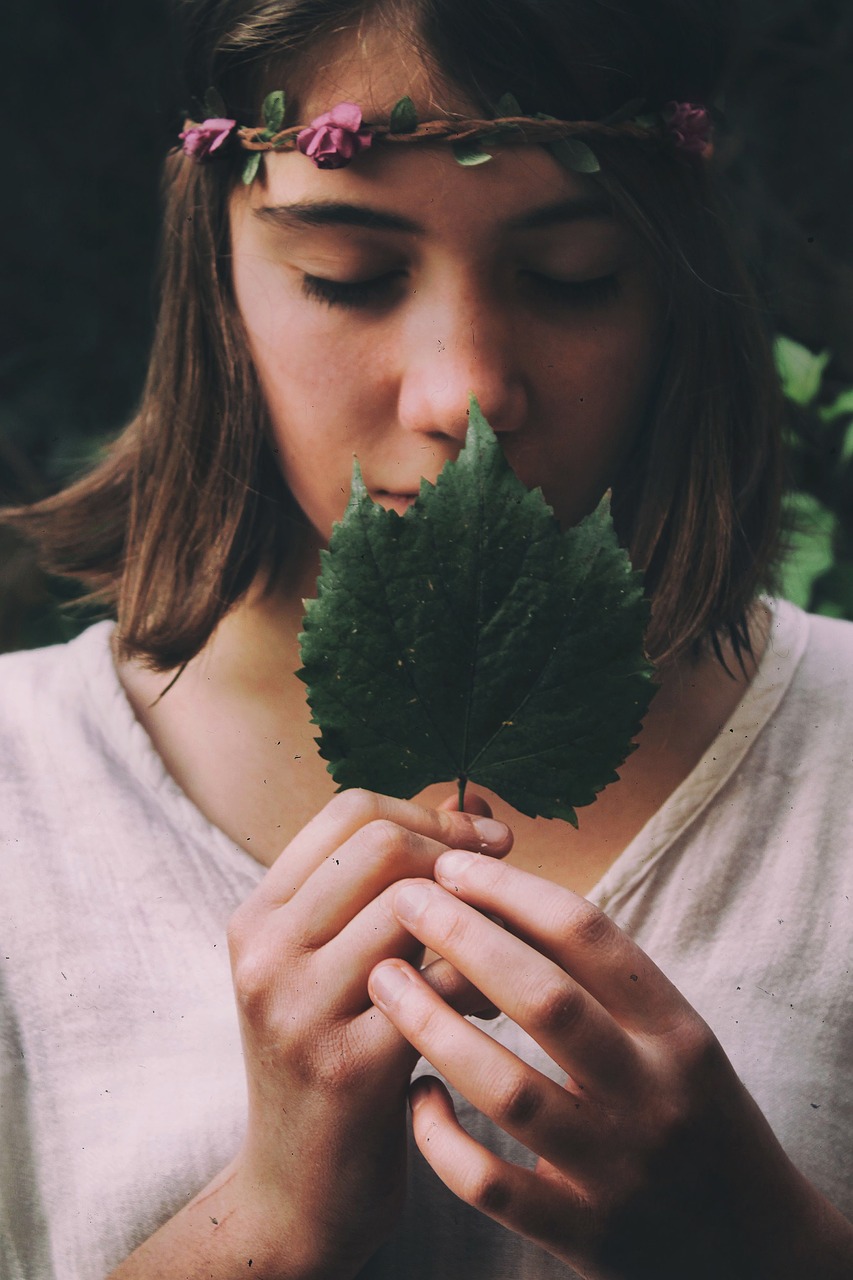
[106,1156,369,1280]
[719,1088,853,1279]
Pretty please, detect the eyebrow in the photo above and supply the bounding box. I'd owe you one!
[255,202,422,234]
[253,195,616,236]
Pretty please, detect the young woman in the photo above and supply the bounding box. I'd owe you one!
[2,1,852,1277]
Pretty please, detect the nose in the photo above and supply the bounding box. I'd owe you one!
[396,279,528,443]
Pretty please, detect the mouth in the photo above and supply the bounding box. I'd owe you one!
[371,490,418,514]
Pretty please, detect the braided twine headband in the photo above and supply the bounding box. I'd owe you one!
[179,91,713,182]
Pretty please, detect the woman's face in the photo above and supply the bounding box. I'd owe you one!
[229,36,663,543]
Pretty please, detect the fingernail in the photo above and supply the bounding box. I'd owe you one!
[435,849,476,883]
[394,882,433,925]
[470,817,508,847]
[371,963,412,1007]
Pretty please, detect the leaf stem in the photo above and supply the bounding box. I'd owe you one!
[457,775,468,810]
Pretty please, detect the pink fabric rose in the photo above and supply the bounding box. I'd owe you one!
[664,102,713,155]
[180,117,237,161]
[296,102,373,169]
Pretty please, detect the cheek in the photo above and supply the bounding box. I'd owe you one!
[524,317,660,523]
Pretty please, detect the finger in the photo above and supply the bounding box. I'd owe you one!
[385,880,636,1092]
[369,960,601,1168]
[433,851,686,1030]
[420,956,499,1020]
[252,789,512,912]
[408,1076,586,1253]
[279,815,510,949]
[317,890,499,1019]
[438,790,494,817]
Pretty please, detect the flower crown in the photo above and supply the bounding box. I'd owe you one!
[180,88,713,184]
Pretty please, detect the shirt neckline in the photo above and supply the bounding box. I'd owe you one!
[65,601,809,905]
[67,620,264,880]
[590,598,810,912]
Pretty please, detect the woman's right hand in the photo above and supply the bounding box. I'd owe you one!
[109,789,511,1280]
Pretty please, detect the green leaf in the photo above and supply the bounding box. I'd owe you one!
[779,491,838,608]
[496,92,522,117]
[547,138,601,174]
[390,96,418,133]
[203,87,227,118]
[262,90,285,134]
[774,335,830,407]
[819,386,853,425]
[841,420,853,467]
[298,400,654,823]
[242,152,262,185]
[452,140,493,166]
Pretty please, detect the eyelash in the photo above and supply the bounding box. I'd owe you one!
[300,271,622,311]
[301,272,403,309]
[527,273,622,309]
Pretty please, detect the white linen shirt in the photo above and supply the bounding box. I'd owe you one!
[1,599,851,1278]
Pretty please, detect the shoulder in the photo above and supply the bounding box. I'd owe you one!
[772,600,853,714]
[0,622,123,806]
[0,620,116,731]
[749,601,853,834]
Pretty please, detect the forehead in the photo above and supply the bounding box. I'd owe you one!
[244,26,614,236]
[291,20,476,128]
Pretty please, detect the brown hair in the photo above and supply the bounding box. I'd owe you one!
[2,0,783,670]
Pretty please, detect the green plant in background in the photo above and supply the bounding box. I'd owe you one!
[774,336,853,620]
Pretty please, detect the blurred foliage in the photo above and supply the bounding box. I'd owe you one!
[774,337,853,617]
[1,0,852,652]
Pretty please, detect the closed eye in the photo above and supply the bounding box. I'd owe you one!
[301,270,406,309]
[525,273,621,307]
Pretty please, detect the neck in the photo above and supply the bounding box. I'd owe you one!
[177,537,324,701]
[116,549,769,876]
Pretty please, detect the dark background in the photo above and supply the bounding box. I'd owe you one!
[1,0,852,652]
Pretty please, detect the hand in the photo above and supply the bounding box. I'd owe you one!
[108,791,511,1279]
[368,851,853,1280]
[224,792,512,1278]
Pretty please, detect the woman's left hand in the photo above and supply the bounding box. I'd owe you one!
[368,849,853,1280]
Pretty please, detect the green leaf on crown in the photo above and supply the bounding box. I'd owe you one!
[262,90,286,136]
[242,152,262,185]
[298,398,654,822]
[390,96,419,134]
[496,92,523,117]
[548,138,601,174]
[452,140,493,166]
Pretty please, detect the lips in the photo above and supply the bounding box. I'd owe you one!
[371,490,418,515]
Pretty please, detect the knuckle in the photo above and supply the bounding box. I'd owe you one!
[554,898,614,951]
[676,1014,725,1084]
[435,806,472,844]
[359,818,413,864]
[406,993,446,1044]
[529,975,586,1036]
[491,1069,544,1130]
[231,947,275,1022]
[464,1164,513,1216]
[328,787,382,827]
[427,900,468,952]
